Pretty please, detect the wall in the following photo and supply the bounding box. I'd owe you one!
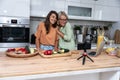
[30,17,45,38]
[110,21,120,39]
[30,17,113,41]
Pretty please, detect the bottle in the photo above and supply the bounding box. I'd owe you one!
[77,34,83,43]
[97,35,104,49]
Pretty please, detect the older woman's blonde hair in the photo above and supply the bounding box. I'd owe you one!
[58,11,68,20]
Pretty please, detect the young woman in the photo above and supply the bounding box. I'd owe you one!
[57,11,75,50]
[35,10,58,51]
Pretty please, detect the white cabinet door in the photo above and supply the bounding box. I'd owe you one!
[95,0,120,7]
[30,0,66,17]
[67,0,95,4]
[80,0,95,4]
[66,1,94,20]
[94,5,120,21]
[66,0,81,2]
[0,0,30,18]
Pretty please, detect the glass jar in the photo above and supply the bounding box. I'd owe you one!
[106,40,116,56]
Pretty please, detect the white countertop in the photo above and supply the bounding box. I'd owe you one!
[0,67,120,80]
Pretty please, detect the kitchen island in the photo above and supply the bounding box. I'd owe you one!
[0,51,120,80]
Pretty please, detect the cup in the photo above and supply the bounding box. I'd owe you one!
[97,35,104,49]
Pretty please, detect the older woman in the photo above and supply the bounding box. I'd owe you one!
[57,11,75,50]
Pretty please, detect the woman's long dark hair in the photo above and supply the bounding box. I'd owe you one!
[44,10,58,34]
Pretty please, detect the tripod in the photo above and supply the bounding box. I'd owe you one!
[77,49,94,65]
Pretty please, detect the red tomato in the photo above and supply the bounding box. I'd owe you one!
[47,50,52,55]
[6,48,15,52]
[44,51,48,55]
[44,50,52,55]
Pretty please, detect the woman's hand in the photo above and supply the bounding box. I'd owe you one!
[57,25,61,30]
[56,29,64,38]
[36,48,40,52]
[54,47,58,51]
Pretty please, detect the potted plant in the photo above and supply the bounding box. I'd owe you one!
[91,27,97,34]
[74,25,82,34]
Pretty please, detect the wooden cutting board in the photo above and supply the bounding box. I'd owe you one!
[38,50,84,58]
[39,51,72,58]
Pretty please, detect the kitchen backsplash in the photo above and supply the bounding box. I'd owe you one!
[30,17,113,43]
[30,17,111,32]
[30,17,45,35]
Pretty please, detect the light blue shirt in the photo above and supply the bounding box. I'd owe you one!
[59,22,75,50]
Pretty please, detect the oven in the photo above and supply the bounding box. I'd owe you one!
[0,17,30,47]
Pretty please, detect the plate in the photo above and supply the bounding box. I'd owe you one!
[6,51,38,58]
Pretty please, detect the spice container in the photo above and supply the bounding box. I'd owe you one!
[105,40,117,56]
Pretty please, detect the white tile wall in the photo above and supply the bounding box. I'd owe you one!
[30,17,111,34]
[30,17,115,41]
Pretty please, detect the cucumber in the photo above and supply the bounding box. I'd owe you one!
[59,48,69,53]
[64,49,69,53]
[25,45,30,53]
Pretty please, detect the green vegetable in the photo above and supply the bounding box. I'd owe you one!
[64,49,69,53]
[59,48,70,53]
[25,45,30,53]
[30,48,35,53]
[52,50,58,54]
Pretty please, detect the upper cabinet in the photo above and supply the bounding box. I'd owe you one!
[95,0,120,7]
[80,0,95,4]
[93,0,120,21]
[30,0,66,17]
[94,5,120,21]
[66,0,120,21]
[0,0,30,18]
[30,0,120,21]
[66,1,94,20]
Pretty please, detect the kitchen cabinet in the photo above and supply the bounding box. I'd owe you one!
[66,0,95,4]
[95,0,120,7]
[0,0,30,18]
[66,0,81,2]
[80,0,95,4]
[82,0,120,21]
[66,1,94,20]
[66,0,120,21]
[30,0,120,21]
[80,0,120,7]
[30,0,66,17]
[94,5,120,21]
